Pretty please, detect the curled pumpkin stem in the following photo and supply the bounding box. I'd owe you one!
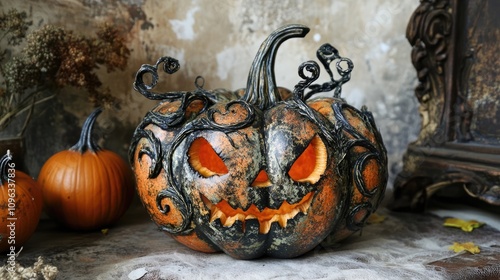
[242,24,310,110]
[70,107,103,153]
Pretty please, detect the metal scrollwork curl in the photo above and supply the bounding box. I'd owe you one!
[206,100,256,130]
[332,102,387,211]
[156,184,193,234]
[293,43,354,101]
[135,129,163,179]
[346,202,374,231]
[293,61,321,100]
[134,56,183,100]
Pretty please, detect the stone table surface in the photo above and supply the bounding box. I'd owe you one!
[5,204,500,280]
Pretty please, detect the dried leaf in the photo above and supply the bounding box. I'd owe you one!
[443,218,484,232]
[101,228,109,235]
[366,213,386,224]
[449,242,480,254]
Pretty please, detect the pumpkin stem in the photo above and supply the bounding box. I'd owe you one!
[70,107,103,153]
[0,150,13,185]
[242,24,310,110]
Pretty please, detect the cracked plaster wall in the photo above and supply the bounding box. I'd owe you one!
[1,0,420,203]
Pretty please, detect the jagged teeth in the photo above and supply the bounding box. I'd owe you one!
[260,220,272,234]
[222,214,246,227]
[210,208,224,223]
[203,192,314,234]
[278,215,288,228]
[299,197,312,213]
[245,214,257,220]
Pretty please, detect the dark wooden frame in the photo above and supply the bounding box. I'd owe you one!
[393,0,500,210]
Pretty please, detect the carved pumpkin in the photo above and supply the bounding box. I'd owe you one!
[38,108,135,231]
[0,150,43,252]
[130,24,387,259]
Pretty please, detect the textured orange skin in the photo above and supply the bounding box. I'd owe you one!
[0,171,43,252]
[134,148,219,253]
[38,149,135,231]
[171,232,216,253]
[133,100,219,252]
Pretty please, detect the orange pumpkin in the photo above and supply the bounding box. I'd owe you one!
[0,150,43,252]
[130,24,387,259]
[38,108,135,231]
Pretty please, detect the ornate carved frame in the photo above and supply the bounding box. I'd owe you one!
[393,0,500,210]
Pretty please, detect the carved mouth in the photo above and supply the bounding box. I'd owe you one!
[201,192,314,234]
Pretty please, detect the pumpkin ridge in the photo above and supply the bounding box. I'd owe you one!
[106,151,132,217]
[95,152,113,225]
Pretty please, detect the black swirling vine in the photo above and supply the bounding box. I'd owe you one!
[291,42,386,232]
[284,44,358,223]
[332,103,387,199]
[333,103,388,232]
[293,43,354,101]
[130,56,256,234]
[290,43,356,162]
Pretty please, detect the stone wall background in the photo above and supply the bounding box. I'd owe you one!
[1,0,420,203]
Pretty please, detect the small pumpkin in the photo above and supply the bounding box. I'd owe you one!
[38,108,134,231]
[0,150,43,252]
[130,24,387,259]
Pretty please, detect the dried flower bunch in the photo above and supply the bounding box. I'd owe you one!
[0,9,130,135]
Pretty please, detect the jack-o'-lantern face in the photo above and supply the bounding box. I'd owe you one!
[130,24,387,259]
[170,102,344,259]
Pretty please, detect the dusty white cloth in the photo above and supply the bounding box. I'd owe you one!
[93,207,500,280]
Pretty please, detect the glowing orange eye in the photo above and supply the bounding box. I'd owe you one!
[288,135,327,184]
[188,138,228,177]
